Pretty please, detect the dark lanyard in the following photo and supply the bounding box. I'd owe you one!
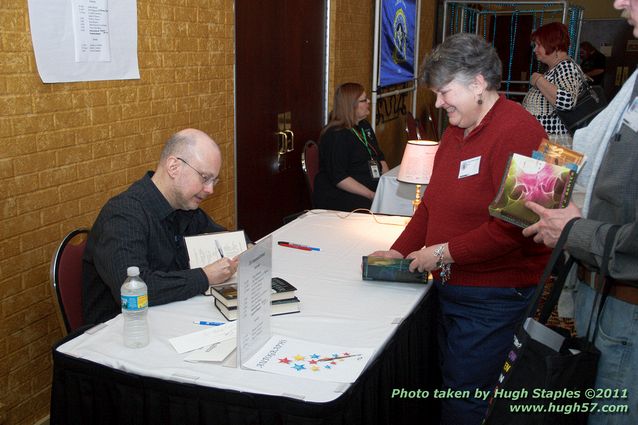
[350,127,378,159]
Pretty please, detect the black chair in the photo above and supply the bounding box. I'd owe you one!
[406,111,427,140]
[301,140,319,198]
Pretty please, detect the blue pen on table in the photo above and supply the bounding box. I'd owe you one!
[193,321,225,326]
[277,241,320,251]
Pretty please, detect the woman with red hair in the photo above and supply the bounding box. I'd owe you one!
[313,83,389,211]
[522,22,584,138]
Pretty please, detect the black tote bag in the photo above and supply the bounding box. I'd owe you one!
[483,220,619,425]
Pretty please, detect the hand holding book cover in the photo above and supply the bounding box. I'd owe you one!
[361,256,428,283]
[489,153,577,228]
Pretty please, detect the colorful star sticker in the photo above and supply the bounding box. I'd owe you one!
[292,363,306,371]
[294,354,305,361]
[310,354,320,359]
[278,357,291,364]
[310,365,320,372]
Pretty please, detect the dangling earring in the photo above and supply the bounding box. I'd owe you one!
[477,93,483,105]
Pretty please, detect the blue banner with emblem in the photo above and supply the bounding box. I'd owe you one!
[379,0,417,87]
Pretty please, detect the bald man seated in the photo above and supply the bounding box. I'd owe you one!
[82,128,239,325]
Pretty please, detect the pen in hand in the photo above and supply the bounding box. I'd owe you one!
[215,240,225,258]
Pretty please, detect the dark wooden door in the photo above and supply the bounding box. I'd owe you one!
[236,0,325,239]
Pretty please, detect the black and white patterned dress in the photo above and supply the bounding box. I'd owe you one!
[522,59,583,135]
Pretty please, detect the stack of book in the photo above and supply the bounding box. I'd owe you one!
[210,277,300,321]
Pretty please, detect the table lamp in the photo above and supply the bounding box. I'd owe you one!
[397,140,439,212]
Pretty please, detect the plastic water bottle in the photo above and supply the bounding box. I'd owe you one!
[121,266,149,348]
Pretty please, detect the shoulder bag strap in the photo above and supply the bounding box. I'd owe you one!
[564,57,593,98]
[522,217,581,322]
[537,254,575,324]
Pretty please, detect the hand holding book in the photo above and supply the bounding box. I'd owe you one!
[488,139,585,228]
[522,202,582,248]
[361,256,428,283]
[203,256,239,286]
[184,230,247,287]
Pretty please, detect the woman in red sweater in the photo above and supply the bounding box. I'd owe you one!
[371,34,551,425]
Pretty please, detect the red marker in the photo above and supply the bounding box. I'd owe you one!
[277,241,319,251]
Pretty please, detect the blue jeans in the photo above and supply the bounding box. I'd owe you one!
[575,281,638,425]
[435,282,535,425]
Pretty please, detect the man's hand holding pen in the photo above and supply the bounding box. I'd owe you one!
[204,256,239,286]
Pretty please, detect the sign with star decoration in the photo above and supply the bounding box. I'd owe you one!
[242,335,374,383]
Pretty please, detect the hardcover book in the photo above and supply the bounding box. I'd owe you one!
[184,230,247,269]
[209,277,297,308]
[361,256,428,283]
[215,297,301,321]
[489,153,577,228]
[533,139,586,172]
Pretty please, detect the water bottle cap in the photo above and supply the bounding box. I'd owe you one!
[127,266,140,276]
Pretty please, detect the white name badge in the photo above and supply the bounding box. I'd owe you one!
[368,160,381,179]
[622,96,638,133]
[459,156,481,178]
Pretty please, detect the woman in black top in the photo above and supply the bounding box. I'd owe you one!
[313,83,389,211]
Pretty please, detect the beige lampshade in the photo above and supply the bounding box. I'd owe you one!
[397,140,439,185]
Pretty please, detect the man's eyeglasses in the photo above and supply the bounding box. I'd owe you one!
[177,157,220,186]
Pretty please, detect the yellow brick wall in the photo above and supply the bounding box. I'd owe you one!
[0,1,235,424]
[329,0,375,102]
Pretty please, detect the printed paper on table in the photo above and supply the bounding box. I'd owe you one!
[242,335,374,383]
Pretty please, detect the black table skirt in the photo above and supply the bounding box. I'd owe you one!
[51,290,440,425]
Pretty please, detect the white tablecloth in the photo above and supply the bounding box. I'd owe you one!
[371,166,426,216]
[57,211,430,403]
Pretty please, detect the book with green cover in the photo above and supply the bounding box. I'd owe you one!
[361,256,428,283]
[489,153,577,228]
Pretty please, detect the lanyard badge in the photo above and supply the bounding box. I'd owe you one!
[368,160,381,179]
[351,127,380,179]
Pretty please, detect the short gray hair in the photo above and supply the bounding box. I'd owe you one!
[421,33,502,91]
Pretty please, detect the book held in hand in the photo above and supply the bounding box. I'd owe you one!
[361,256,428,283]
[209,277,297,308]
[184,230,247,269]
[489,153,577,228]
[534,139,586,172]
[215,297,301,321]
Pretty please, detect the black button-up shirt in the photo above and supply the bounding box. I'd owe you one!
[82,172,225,325]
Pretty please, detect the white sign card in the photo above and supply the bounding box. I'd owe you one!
[236,235,273,367]
[243,335,374,383]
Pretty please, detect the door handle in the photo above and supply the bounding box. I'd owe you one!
[284,130,294,152]
[276,131,287,155]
